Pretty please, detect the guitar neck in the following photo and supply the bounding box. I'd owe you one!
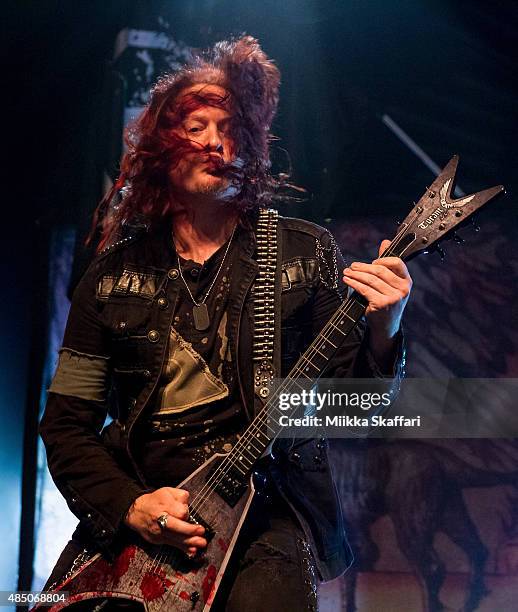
[221,233,412,478]
[205,155,505,484]
[223,292,368,477]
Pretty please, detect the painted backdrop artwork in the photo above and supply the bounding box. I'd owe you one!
[319,214,518,612]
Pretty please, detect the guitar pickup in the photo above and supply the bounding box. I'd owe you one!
[212,469,248,507]
[204,460,248,507]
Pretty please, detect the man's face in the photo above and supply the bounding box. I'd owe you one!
[168,83,238,201]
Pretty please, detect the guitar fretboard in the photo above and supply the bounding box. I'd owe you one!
[222,292,368,477]
[218,240,407,479]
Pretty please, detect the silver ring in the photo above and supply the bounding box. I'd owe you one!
[156,513,168,530]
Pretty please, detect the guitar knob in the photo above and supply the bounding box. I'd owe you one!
[190,591,200,609]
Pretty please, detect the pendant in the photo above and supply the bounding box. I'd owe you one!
[193,303,210,331]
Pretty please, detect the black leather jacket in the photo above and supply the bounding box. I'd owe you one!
[40,213,404,581]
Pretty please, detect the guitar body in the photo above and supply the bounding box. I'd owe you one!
[43,454,256,611]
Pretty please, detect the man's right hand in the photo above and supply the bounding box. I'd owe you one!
[124,487,206,556]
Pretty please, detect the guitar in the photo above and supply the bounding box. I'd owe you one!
[38,156,503,611]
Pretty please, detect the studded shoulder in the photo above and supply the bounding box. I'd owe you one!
[94,231,146,263]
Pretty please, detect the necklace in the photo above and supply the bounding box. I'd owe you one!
[175,225,237,331]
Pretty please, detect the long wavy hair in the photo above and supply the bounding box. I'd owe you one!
[89,35,283,253]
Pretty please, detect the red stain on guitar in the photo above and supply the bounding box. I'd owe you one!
[217,538,228,553]
[179,591,190,601]
[140,567,173,601]
[202,565,217,603]
[112,546,136,584]
[81,558,111,591]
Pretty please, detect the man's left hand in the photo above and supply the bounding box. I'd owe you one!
[342,239,412,365]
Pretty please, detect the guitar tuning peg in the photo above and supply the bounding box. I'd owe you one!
[453,232,464,244]
[436,243,446,261]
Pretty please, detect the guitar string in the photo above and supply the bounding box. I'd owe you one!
[151,227,410,575]
[147,227,410,580]
[147,229,409,577]
[148,338,338,575]
[148,283,368,576]
[150,234,413,597]
[148,292,368,579]
[147,240,409,583]
[152,227,416,590]
[184,225,409,513]
[188,295,363,511]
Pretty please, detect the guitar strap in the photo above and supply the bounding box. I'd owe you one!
[252,207,281,411]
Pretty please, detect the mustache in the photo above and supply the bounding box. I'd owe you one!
[203,155,245,180]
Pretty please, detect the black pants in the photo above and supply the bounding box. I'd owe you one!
[45,491,318,611]
[213,492,318,612]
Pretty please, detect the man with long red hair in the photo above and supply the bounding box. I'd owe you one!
[41,36,411,610]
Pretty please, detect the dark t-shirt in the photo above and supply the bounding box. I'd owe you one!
[139,234,247,488]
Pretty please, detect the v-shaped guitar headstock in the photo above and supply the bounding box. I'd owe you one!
[385,155,504,260]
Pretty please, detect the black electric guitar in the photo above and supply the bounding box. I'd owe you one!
[38,156,503,611]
